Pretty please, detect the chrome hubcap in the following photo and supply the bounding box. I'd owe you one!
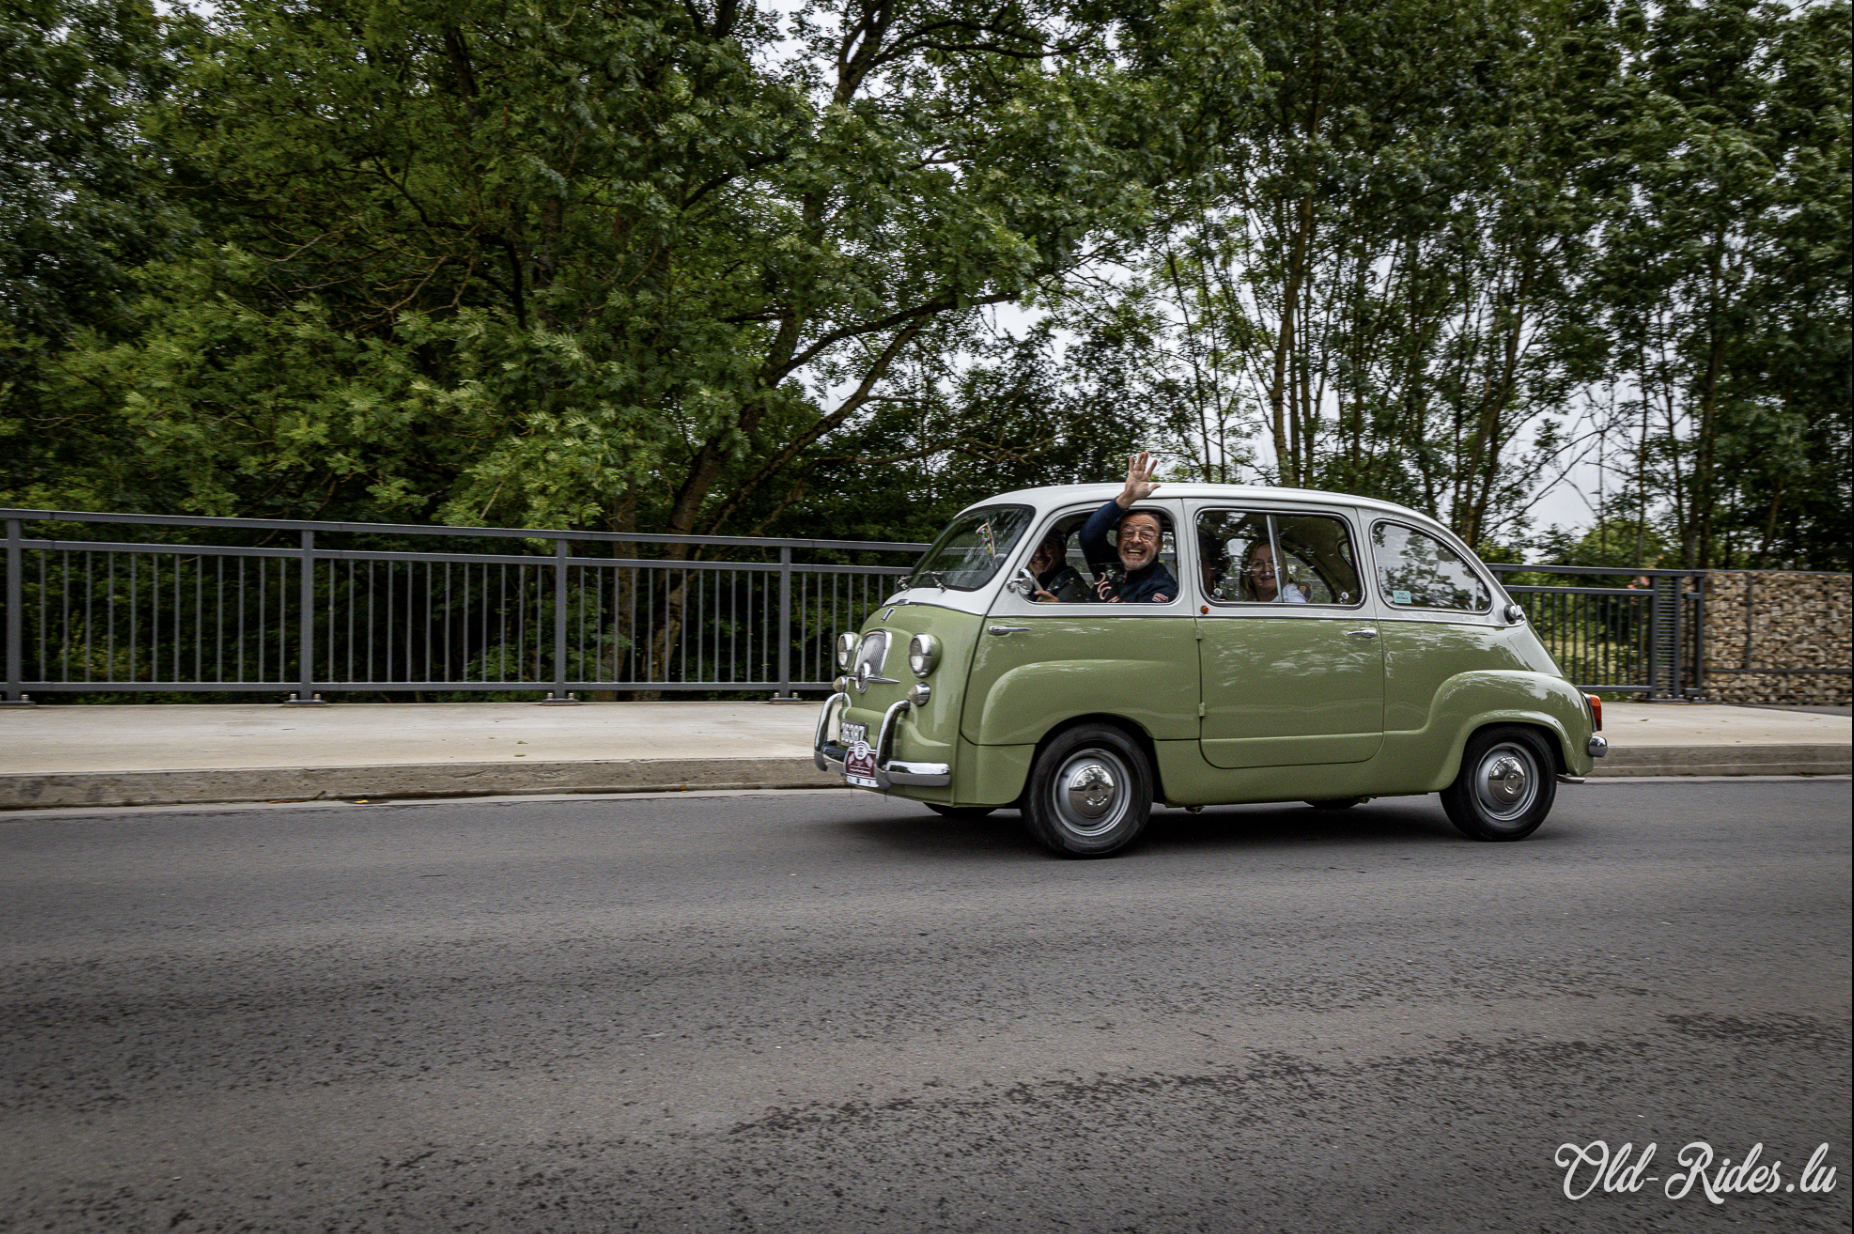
[1053,751,1129,837]
[1474,743,1537,821]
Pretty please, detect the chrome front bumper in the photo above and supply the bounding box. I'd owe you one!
[813,692,952,789]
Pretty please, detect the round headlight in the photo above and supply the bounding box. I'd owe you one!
[907,633,938,677]
[835,631,858,672]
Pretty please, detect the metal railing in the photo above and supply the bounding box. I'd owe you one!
[1,508,1766,704]
[2,511,927,702]
[1490,564,1706,698]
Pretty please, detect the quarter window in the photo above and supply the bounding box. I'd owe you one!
[1371,522,1492,612]
[1197,511,1362,606]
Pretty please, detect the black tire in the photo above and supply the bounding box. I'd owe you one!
[1440,725,1557,841]
[1305,797,1366,810]
[924,803,997,819]
[1021,724,1154,857]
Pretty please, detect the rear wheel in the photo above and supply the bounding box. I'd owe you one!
[1441,726,1556,841]
[1022,725,1154,857]
[924,803,996,819]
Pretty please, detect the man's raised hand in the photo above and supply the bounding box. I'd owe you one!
[1118,451,1161,507]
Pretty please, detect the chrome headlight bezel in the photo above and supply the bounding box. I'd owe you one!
[907,633,938,677]
[835,631,858,672]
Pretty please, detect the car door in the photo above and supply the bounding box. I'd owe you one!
[962,500,1199,748]
[1193,506,1385,768]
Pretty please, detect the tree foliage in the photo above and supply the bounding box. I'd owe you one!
[1,0,1847,569]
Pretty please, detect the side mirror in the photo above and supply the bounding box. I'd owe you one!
[1503,602,1526,625]
[1006,567,1037,597]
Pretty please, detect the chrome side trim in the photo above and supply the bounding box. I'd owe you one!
[1556,774,1588,785]
[886,760,953,786]
[1588,735,1608,758]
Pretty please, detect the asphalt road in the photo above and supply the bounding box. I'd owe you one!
[2,781,1849,1234]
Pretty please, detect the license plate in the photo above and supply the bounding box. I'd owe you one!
[840,721,867,745]
[843,737,878,788]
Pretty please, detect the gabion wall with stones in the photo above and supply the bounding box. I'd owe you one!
[1702,571,1852,705]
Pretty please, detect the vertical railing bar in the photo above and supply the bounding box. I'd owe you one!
[325,551,335,687]
[234,556,243,682]
[255,555,264,684]
[130,551,140,684]
[61,548,72,682]
[775,545,793,699]
[192,553,202,682]
[387,560,396,686]
[345,559,354,686]
[86,550,96,684]
[294,529,315,701]
[149,551,159,685]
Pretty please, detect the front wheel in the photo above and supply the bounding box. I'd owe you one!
[1441,726,1557,841]
[1022,725,1154,857]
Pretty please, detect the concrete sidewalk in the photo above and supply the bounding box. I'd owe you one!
[2,700,1848,810]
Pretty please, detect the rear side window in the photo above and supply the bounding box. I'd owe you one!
[1371,522,1492,612]
[1197,510,1363,606]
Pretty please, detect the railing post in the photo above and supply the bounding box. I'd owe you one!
[772,545,797,700]
[3,517,31,705]
[286,528,325,704]
[543,537,577,703]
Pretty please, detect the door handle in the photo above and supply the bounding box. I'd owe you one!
[989,625,1031,636]
[1345,628,1379,639]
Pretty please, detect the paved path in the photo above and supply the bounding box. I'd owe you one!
[2,700,1847,809]
[3,782,1848,1232]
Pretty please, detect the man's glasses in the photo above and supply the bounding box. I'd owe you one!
[1118,526,1162,545]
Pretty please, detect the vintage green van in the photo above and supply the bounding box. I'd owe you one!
[813,484,1606,856]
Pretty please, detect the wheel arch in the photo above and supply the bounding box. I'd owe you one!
[1027,712,1167,805]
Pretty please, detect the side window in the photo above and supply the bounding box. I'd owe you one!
[1017,509,1178,604]
[1076,509,1178,604]
[1371,522,1492,612]
[1197,510,1362,606]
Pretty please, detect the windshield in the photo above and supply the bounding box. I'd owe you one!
[909,505,1035,591]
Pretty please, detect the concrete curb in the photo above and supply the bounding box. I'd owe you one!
[0,758,843,810]
[0,745,1847,810]
[1592,745,1853,778]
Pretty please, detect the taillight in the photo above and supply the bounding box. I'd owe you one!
[1585,694,1602,731]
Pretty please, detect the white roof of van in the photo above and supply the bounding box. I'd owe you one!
[968,483,1442,527]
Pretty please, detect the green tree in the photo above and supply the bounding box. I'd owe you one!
[31,0,1217,533]
[0,0,189,506]
[1100,0,1625,549]
[1602,0,1851,569]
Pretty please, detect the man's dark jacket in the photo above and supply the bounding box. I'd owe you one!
[1078,498,1178,603]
